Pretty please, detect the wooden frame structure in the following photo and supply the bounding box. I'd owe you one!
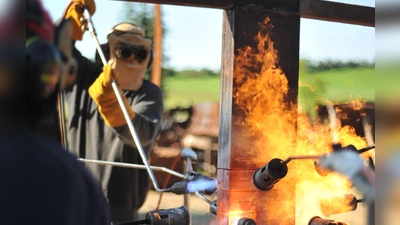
[117,0,374,224]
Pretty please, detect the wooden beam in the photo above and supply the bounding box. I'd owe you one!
[299,0,375,27]
[150,4,162,87]
[114,0,299,11]
[114,0,233,9]
[115,0,374,27]
[217,6,299,224]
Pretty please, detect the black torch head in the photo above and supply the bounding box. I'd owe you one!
[320,194,359,217]
[237,217,256,225]
[210,200,217,215]
[252,158,288,191]
[308,216,349,225]
[146,206,190,225]
[168,181,189,195]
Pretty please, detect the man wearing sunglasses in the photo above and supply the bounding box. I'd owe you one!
[62,0,164,223]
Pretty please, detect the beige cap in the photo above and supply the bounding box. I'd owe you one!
[107,22,145,37]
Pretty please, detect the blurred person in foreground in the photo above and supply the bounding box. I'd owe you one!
[376,98,400,225]
[61,0,164,223]
[0,0,111,224]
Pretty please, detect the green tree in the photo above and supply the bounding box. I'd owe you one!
[119,2,169,64]
[120,3,154,38]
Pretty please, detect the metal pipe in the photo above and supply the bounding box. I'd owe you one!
[186,157,193,171]
[280,144,375,167]
[79,158,215,207]
[58,91,68,150]
[78,158,184,179]
[209,200,217,215]
[280,155,322,166]
[82,8,167,192]
[194,191,213,205]
[358,145,375,154]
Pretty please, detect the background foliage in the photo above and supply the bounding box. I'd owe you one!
[161,59,375,120]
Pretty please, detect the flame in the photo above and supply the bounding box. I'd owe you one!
[230,17,369,224]
[234,17,297,162]
[186,179,217,193]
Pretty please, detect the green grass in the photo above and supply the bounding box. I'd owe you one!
[299,67,375,115]
[162,67,375,114]
[163,76,220,109]
[376,65,400,99]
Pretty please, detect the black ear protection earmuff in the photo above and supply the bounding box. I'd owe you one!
[95,43,153,69]
[26,37,63,101]
[26,0,66,101]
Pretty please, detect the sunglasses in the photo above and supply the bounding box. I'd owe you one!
[115,44,148,61]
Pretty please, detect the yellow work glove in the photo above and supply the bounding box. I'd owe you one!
[88,64,135,127]
[63,0,96,41]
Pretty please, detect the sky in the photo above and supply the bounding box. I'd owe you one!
[39,0,376,71]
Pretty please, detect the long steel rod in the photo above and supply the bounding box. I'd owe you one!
[82,8,168,192]
[186,157,194,171]
[79,158,184,179]
[195,191,213,205]
[358,145,375,154]
[281,155,322,166]
[79,158,214,206]
[280,144,376,166]
[58,91,68,150]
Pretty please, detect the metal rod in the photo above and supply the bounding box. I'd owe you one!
[358,145,375,154]
[183,159,190,208]
[281,155,322,166]
[78,159,214,205]
[186,157,194,171]
[79,158,184,179]
[82,9,107,65]
[195,191,213,205]
[82,8,168,192]
[58,91,68,150]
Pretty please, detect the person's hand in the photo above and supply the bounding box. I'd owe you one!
[88,64,135,128]
[96,63,121,89]
[62,0,96,41]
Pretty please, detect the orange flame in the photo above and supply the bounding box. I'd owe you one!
[231,17,369,224]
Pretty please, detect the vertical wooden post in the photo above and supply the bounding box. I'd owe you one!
[151,4,162,86]
[217,5,300,224]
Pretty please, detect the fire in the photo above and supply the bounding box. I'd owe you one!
[231,17,369,224]
[234,17,297,163]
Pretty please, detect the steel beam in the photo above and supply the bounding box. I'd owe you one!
[217,5,299,224]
